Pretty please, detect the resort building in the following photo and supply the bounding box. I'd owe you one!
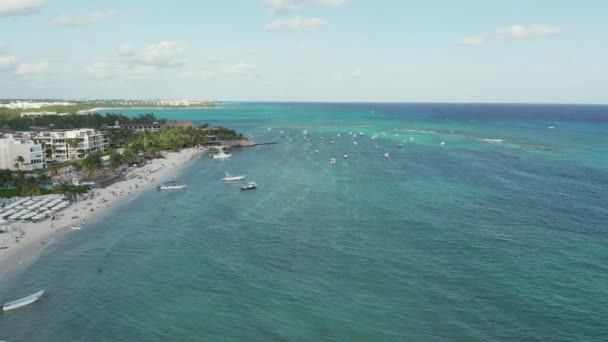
[13,129,109,163]
[0,137,45,171]
[120,122,162,133]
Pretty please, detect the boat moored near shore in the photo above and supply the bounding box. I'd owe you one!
[2,290,44,312]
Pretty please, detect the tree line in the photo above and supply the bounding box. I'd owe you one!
[0,113,163,131]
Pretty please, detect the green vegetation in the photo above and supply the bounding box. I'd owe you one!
[0,113,162,131]
[0,169,52,197]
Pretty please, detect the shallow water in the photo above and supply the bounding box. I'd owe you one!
[1,103,607,341]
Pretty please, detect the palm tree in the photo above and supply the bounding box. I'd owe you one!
[109,151,123,171]
[57,182,79,203]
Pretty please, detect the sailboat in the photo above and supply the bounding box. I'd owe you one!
[222,172,246,181]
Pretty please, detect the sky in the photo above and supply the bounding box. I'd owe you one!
[0,0,607,104]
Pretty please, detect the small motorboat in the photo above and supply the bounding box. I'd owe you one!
[2,290,44,312]
[241,182,257,191]
[71,226,81,230]
[344,154,349,159]
[212,151,232,159]
[158,182,187,190]
[384,153,390,159]
[222,172,246,181]
[330,158,336,165]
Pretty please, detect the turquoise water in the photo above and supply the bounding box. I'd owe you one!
[1,103,607,341]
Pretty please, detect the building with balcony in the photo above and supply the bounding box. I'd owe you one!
[0,137,45,171]
[12,129,109,163]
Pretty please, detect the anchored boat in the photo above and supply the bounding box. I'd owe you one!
[241,182,257,191]
[158,182,187,191]
[212,151,232,160]
[222,172,246,181]
[2,290,44,312]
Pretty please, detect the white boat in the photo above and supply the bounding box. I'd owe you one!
[440,141,446,146]
[344,154,348,159]
[330,158,336,165]
[213,151,232,159]
[384,153,390,159]
[222,172,246,181]
[71,226,81,230]
[159,183,187,190]
[241,182,257,191]
[2,290,44,312]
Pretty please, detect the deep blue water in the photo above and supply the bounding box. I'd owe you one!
[1,103,607,341]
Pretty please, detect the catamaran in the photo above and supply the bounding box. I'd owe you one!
[2,290,44,312]
[222,172,246,181]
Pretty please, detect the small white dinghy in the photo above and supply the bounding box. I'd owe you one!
[222,172,246,181]
[2,290,44,312]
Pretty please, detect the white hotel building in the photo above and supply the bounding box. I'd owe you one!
[0,137,45,171]
[14,129,109,163]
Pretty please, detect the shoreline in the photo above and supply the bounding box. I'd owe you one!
[0,147,205,284]
[80,106,216,113]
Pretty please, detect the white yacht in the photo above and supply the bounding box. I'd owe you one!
[330,158,336,165]
[222,172,246,181]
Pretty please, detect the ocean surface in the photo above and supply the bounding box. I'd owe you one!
[1,103,607,341]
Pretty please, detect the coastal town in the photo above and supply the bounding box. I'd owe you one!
[0,99,247,277]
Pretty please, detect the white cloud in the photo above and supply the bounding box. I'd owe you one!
[225,62,258,76]
[0,55,17,69]
[459,24,567,47]
[0,0,44,17]
[350,68,362,78]
[0,43,10,54]
[48,11,124,26]
[266,17,327,32]
[84,41,188,80]
[261,0,349,14]
[116,43,136,57]
[139,41,187,68]
[15,62,49,77]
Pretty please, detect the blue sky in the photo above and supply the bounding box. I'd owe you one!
[0,0,606,103]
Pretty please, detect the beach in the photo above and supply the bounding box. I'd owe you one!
[0,147,204,281]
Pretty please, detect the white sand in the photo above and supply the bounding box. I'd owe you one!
[0,148,204,280]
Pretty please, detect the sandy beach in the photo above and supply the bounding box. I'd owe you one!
[0,148,204,281]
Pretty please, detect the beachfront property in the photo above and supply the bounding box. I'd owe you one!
[0,101,75,110]
[120,120,194,133]
[21,111,72,117]
[12,129,109,162]
[120,122,163,133]
[0,137,45,171]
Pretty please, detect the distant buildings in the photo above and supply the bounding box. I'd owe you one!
[119,122,162,133]
[10,129,109,163]
[20,111,72,117]
[0,101,75,110]
[0,137,45,171]
[120,121,193,133]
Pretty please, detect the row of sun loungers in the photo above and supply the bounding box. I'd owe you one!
[0,196,70,223]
